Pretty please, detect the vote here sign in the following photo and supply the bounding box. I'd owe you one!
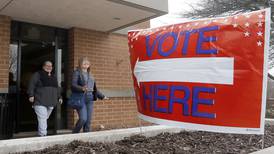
[128,9,270,134]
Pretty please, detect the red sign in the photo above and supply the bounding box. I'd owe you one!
[128,9,270,134]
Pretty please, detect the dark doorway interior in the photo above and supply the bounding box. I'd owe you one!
[19,42,55,131]
[9,21,68,135]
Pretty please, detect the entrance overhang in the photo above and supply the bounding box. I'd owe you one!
[0,0,168,32]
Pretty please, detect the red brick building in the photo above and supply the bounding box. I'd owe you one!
[0,0,168,138]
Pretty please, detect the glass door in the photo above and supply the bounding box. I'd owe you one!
[10,21,68,134]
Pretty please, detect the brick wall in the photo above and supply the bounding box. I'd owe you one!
[68,27,151,130]
[0,15,10,92]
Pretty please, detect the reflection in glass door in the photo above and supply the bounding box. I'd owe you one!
[9,42,18,94]
[9,41,19,132]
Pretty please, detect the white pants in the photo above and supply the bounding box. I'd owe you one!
[33,105,54,136]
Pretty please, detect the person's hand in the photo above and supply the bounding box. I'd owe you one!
[82,85,88,92]
[58,98,63,104]
[29,96,34,103]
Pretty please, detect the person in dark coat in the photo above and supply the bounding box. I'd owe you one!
[71,57,108,133]
[27,61,62,136]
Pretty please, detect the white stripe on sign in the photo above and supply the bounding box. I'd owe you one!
[134,57,234,85]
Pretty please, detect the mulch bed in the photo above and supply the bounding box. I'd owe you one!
[21,125,274,154]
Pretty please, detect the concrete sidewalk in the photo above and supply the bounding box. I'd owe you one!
[252,146,274,154]
[0,125,183,154]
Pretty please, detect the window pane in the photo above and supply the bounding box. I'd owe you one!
[9,42,18,93]
[21,23,55,42]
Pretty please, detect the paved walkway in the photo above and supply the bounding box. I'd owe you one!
[251,146,274,154]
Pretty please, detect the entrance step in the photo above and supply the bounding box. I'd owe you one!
[12,129,72,139]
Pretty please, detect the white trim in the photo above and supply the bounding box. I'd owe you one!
[139,113,263,134]
[260,8,271,135]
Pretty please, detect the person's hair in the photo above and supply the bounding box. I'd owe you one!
[43,61,53,67]
[78,57,90,72]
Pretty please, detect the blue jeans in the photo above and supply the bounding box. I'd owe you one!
[73,96,94,133]
[33,105,54,136]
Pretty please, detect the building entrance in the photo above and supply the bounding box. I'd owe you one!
[9,21,68,134]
